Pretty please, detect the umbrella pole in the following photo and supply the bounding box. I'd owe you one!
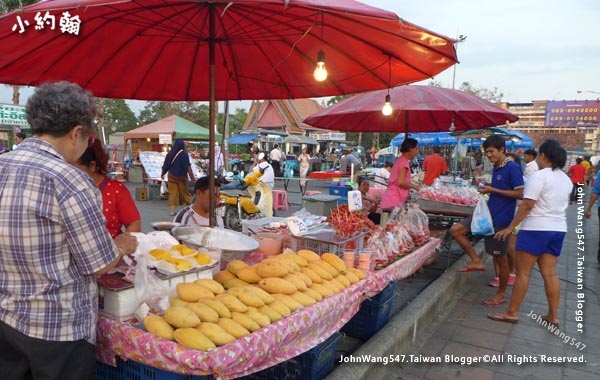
[208,5,216,227]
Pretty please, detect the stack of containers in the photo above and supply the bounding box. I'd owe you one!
[341,281,398,341]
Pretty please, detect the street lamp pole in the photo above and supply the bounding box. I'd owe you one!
[451,33,467,89]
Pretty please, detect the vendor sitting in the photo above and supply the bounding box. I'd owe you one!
[358,177,381,225]
[173,176,224,227]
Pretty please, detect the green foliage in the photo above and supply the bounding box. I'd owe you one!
[1,0,38,13]
[458,81,504,103]
[102,99,138,132]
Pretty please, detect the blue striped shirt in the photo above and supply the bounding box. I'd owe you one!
[0,138,117,344]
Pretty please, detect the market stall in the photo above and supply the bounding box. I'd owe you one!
[97,239,440,378]
[96,238,440,378]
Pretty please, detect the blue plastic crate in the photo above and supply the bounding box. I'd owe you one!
[337,197,348,206]
[244,332,342,380]
[96,357,214,380]
[329,185,351,197]
[370,281,398,304]
[341,293,397,341]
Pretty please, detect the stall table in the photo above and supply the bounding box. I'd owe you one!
[96,239,440,379]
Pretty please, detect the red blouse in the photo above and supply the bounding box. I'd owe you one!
[99,177,140,238]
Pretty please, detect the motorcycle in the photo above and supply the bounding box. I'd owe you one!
[219,168,273,231]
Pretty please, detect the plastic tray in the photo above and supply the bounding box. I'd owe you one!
[341,293,397,341]
[244,332,342,380]
[96,357,214,380]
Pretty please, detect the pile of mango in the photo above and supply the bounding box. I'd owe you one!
[143,250,365,351]
[148,244,212,271]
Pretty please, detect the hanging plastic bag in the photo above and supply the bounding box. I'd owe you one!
[404,203,430,246]
[471,195,494,236]
[131,233,170,317]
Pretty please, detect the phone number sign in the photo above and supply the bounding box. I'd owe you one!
[545,100,600,128]
[0,104,28,127]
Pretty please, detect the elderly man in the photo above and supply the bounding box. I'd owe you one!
[0,82,137,379]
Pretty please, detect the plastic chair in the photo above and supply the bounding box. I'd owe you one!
[272,190,289,211]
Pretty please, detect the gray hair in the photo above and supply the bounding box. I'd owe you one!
[26,81,96,137]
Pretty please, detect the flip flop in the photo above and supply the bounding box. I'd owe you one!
[487,312,519,324]
[541,316,559,328]
[457,266,485,273]
[483,297,506,306]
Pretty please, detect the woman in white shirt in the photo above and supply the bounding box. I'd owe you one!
[488,140,572,326]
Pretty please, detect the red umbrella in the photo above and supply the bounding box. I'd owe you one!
[304,85,519,133]
[0,0,457,101]
[0,0,457,227]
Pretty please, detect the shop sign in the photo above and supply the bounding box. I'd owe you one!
[0,104,28,127]
[159,134,172,144]
[545,100,600,128]
[310,132,346,141]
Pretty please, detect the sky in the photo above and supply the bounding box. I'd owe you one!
[1,0,599,114]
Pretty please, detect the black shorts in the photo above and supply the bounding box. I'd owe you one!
[459,216,508,257]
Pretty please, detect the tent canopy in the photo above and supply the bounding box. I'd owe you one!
[124,115,220,141]
[228,133,260,145]
[391,132,456,146]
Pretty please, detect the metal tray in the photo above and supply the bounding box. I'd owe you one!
[416,198,474,217]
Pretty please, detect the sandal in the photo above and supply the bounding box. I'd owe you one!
[487,312,519,324]
[483,297,506,306]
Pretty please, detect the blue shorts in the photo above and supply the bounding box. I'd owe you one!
[515,230,566,256]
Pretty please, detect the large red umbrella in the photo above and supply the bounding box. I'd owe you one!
[304,85,519,133]
[0,0,457,228]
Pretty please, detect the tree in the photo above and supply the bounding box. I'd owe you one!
[1,0,40,105]
[102,99,138,132]
[458,81,504,103]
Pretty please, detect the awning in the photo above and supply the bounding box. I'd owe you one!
[284,135,318,145]
[228,133,259,145]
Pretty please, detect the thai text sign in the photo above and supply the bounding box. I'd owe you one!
[545,100,600,128]
[0,104,28,127]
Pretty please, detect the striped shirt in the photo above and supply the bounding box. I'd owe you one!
[0,138,118,344]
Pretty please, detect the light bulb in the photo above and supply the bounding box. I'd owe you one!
[313,50,327,82]
[449,121,456,132]
[381,94,393,116]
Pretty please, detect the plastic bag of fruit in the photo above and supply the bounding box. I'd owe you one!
[404,203,430,246]
[392,224,415,257]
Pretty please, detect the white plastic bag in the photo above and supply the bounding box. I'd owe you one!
[131,233,170,314]
[471,195,494,236]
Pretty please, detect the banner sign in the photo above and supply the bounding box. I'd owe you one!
[0,104,28,127]
[545,100,600,128]
[309,132,346,141]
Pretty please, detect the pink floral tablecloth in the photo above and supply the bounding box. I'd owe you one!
[96,238,440,379]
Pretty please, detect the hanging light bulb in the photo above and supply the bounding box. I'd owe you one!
[449,120,456,132]
[313,50,327,82]
[381,94,393,116]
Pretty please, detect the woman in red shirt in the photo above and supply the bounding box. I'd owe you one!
[76,139,141,238]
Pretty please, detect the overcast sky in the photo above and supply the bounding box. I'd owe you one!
[1,0,598,113]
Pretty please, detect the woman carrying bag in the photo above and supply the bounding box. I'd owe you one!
[161,138,196,216]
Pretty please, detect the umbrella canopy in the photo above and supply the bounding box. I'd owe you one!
[0,0,457,101]
[0,0,457,231]
[228,132,260,145]
[123,115,219,141]
[304,85,519,133]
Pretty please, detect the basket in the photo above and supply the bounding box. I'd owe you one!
[244,332,342,380]
[96,357,214,380]
[341,293,397,341]
[369,281,398,304]
[290,228,366,255]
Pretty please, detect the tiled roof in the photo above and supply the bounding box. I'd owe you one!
[242,99,324,135]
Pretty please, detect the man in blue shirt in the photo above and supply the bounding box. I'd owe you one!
[585,170,600,265]
[451,135,524,306]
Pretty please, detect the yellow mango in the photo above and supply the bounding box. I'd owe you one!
[309,283,334,298]
[176,283,215,302]
[216,293,248,313]
[217,318,250,338]
[296,249,321,262]
[143,315,174,341]
[187,302,219,323]
[322,253,347,274]
[301,287,323,302]
[163,306,200,328]
[300,267,323,284]
[268,300,292,317]
[235,266,263,284]
[197,322,236,346]
[256,259,289,278]
[173,328,215,351]
[213,270,237,285]
[227,287,265,308]
[226,260,248,275]
[258,277,297,295]
[197,297,231,318]
[231,311,261,332]
[194,279,225,295]
[290,291,316,307]
[245,307,271,328]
